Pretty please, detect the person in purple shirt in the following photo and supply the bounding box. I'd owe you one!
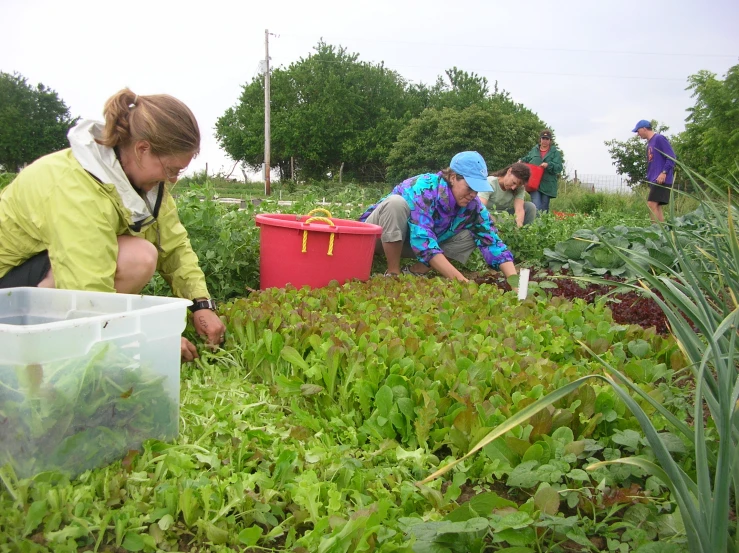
[632,119,676,222]
[359,151,517,282]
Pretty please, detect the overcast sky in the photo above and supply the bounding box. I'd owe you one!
[2,0,738,181]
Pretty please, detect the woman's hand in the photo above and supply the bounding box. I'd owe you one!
[540,162,548,169]
[499,262,518,294]
[181,337,199,362]
[192,309,227,350]
[429,253,468,281]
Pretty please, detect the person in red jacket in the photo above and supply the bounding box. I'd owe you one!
[520,130,563,213]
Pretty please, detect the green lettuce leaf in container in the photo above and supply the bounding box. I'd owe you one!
[0,343,177,478]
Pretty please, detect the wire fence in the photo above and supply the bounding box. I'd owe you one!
[572,173,632,194]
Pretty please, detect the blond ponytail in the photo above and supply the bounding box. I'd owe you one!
[96,88,200,156]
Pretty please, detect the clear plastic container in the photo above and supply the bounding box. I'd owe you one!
[0,287,190,478]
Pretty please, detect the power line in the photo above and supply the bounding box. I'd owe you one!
[279,32,738,59]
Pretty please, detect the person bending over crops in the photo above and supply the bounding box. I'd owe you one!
[478,163,537,227]
[520,129,563,213]
[359,151,517,281]
[0,88,225,362]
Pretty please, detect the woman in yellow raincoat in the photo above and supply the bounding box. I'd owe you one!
[0,88,224,361]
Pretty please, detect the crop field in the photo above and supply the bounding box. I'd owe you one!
[0,174,736,553]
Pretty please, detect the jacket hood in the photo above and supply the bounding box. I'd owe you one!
[67,120,160,224]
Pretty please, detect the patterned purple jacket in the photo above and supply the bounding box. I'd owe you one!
[359,172,514,268]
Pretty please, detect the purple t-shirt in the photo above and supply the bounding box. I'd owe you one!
[359,172,514,269]
[646,134,676,184]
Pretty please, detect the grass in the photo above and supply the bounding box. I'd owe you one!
[549,179,700,218]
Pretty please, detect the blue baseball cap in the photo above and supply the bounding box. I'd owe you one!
[632,119,652,132]
[449,151,492,192]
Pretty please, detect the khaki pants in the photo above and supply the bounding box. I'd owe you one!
[363,195,477,264]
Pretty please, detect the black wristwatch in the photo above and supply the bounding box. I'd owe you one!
[189,298,217,313]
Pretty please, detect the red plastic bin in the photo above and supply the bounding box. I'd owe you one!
[524,163,545,193]
[255,210,383,290]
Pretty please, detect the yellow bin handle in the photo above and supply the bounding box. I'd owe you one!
[306,208,333,219]
[301,215,335,256]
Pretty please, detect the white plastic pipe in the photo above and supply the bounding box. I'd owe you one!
[517,268,530,300]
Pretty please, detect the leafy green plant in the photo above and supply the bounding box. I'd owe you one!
[467,210,641,271]
[0,343,177,478]
[423,163,739,552]
[543,209,711,277]
[590,164,739,553]
[1,272,693,551]
[144,183,262,299]
[155,181,686,293]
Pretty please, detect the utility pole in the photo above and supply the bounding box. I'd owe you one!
[264,28,271,196]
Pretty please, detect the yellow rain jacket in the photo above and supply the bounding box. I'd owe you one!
[0,120,210,299]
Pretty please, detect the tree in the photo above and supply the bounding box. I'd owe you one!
[216,41,416,182]
[427,67,490,110]
[681,64,739,176]
[217,44,557,184]
[386,99,549,182]
[0,72,78,172]
[604,120,671,187]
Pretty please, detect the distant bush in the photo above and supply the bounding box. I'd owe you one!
[0,172,17,189]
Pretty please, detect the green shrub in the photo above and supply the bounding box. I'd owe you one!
[0,172,16,190]
[143,184,261,300]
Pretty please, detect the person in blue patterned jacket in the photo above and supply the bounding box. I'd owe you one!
[359,151,517,282]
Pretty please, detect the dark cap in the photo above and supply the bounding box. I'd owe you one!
[540,130,552,139]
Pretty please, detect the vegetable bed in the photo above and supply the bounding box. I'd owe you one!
[1,276,692,552]
[474,270,669,334]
